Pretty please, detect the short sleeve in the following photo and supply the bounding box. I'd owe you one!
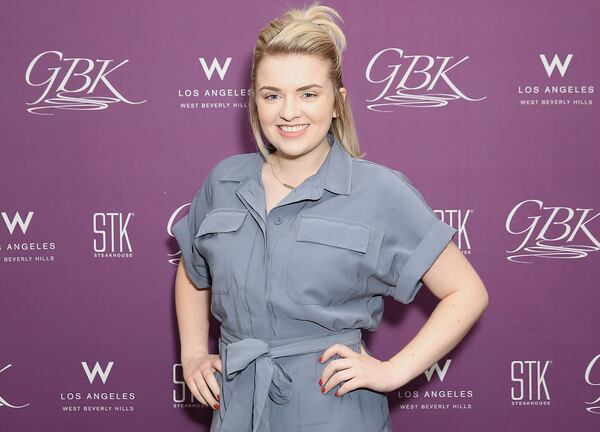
[374,172,457,304]
[172,174,213,289]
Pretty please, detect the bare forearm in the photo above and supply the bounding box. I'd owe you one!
[387,288,488,389]
[175,260,211,360]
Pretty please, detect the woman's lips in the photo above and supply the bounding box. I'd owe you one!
[277,124,309,137]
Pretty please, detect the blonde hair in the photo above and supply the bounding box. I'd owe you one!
[248,1,364,159]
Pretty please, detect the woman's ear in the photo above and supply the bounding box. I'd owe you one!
[333,87,347,118]
[339,87,347,103]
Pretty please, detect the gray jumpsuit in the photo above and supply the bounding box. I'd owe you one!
[172,132,457,432]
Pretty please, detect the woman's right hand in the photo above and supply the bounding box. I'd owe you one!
[181,352,223,410]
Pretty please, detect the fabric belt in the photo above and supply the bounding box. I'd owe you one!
[216,326,363,432]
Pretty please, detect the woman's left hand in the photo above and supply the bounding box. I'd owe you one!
[318,342,398,396]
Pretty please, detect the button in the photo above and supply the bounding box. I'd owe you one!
[273,216,283,225]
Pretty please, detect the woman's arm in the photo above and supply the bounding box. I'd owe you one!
[387,241,489,389]
[175,259,211,362]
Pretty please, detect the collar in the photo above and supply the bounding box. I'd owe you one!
[217,132,352,195]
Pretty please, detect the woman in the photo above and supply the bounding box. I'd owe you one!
[172,2,488,431]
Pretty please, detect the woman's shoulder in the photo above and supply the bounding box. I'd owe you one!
[208,151,261,182]
[351,157,412,191]
[351,157,438,219]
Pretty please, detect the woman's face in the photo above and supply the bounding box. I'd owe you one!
[255,53,346,159]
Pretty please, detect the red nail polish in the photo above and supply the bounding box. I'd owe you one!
[319,378,322,386]
[213,403,220,409]
[319,356,323,363]
[334,391,339,397]
[216,394,220,401]
[321,387,326,393]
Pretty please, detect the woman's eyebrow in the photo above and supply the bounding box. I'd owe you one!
[258,84,323,92]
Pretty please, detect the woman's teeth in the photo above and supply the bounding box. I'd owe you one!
[279,124,309,132]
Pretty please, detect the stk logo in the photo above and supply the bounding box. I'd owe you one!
[198,57,232,81]
[81,361,114,384]
[25,50,147,115]
[511,360,551,401]
[93,212,134,254]
[539,54,573,78]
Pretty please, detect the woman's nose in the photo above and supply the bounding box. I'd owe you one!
[279,97,300,120]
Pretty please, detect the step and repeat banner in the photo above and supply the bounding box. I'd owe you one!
[1,1,598,431]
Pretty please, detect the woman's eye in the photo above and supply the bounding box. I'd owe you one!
[263,92,317,101]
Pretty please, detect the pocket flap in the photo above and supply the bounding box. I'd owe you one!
[195,209,247,237]
[296,215,371,253]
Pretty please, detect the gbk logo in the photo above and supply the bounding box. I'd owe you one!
[199,57,232,81]
[511,360,551,402]
[506,200,600,263]
[0,364,30,409]
[81,361,114,384]
[1,211,34,235]
[423,359,452,382]
[365,47,486,111]
[93,212,134,255]
[167,202,191,266]
[540,54,573,78]
[25,50,147,115]
[584,353,600,414]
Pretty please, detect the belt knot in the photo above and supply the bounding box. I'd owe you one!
[216,327,362,432]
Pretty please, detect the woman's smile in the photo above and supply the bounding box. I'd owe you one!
[277,124,310,137]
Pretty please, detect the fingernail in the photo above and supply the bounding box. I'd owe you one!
[319,378,322,386]
[321,387,326,393]
[213,403,220,409]
[334,391,339,397]
[319,356,323,363]
[216,394,220,401]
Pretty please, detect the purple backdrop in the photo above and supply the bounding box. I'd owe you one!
[1,0,599,430]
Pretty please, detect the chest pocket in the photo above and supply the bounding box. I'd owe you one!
[285,215,373,306]
[194,208,248,294]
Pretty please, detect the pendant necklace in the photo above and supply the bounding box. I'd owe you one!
[268,146,329,191]
[269,158,296,190]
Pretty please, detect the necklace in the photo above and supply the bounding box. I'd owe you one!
[268,146,330,191]
[269,158,296,190]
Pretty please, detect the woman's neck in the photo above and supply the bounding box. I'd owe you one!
[267,142,331,185]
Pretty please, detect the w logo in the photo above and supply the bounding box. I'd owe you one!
[81,361,114,384]
[423,359,452,382]
[198,57,232,81]
[1,211,34,235]
[540,54,573,78]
